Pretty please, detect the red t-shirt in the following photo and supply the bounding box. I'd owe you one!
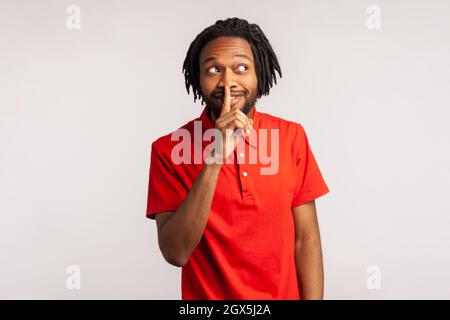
[146,106,330,299]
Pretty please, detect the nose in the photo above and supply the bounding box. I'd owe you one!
[217,68,237,90]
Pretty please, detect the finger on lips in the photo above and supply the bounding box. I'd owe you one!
[217,86,253,136]
[221,86,231,116]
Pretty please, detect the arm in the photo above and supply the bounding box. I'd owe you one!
[292,200,324,299]
[155,86,251,267]
[156,162,222,267]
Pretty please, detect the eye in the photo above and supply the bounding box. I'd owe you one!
[236,65,248,72]
[207,66,220,74]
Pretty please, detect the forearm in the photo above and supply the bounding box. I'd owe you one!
[159,162,222,266]
[295,237,324,299]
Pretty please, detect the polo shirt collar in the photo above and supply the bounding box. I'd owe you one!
[199,105,259,149]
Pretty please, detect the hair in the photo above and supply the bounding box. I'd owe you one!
[182,17,282,103]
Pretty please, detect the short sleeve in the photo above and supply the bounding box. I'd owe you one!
[291,124,330,208]
[146,141,188,220]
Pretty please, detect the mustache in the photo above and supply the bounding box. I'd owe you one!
[211,90,248,98]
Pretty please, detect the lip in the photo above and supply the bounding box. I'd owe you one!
[213,92,246,107]
[230,95,242,107]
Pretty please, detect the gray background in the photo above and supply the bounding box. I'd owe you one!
[1,0,449,299]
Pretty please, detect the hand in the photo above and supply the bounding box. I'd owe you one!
[212,86,253,162]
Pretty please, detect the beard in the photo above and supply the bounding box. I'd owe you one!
[203,90,258,121]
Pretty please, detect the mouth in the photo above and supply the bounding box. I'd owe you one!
[213,92,246,107]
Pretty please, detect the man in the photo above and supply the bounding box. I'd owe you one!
[146,17,330,300]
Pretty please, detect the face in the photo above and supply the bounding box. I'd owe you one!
[199,36,258,120]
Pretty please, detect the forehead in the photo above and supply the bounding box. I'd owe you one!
[199,36,254,63]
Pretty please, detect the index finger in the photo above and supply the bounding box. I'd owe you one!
[220,86,231,116]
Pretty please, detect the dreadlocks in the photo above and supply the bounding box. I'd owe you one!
[182,17,282,103]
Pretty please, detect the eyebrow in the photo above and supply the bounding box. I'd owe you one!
[201,53,252,65]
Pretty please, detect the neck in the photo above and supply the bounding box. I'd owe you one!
[208,107,255,123]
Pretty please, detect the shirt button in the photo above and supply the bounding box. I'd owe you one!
[243,171,248,177]
[239,152,245,158]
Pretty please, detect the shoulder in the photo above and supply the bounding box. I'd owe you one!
[257,111,307,138]
[257,111,310,161]
[150,116,200,156]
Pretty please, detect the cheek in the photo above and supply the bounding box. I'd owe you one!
[247,72,258,92]
[200,77,214,95]
[239,74,257,91]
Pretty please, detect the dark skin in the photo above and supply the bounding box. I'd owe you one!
[199,36,258,122]
[155,36,324,299]
[199,36,257,160]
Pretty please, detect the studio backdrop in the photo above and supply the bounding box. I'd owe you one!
[1,0,449,299]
